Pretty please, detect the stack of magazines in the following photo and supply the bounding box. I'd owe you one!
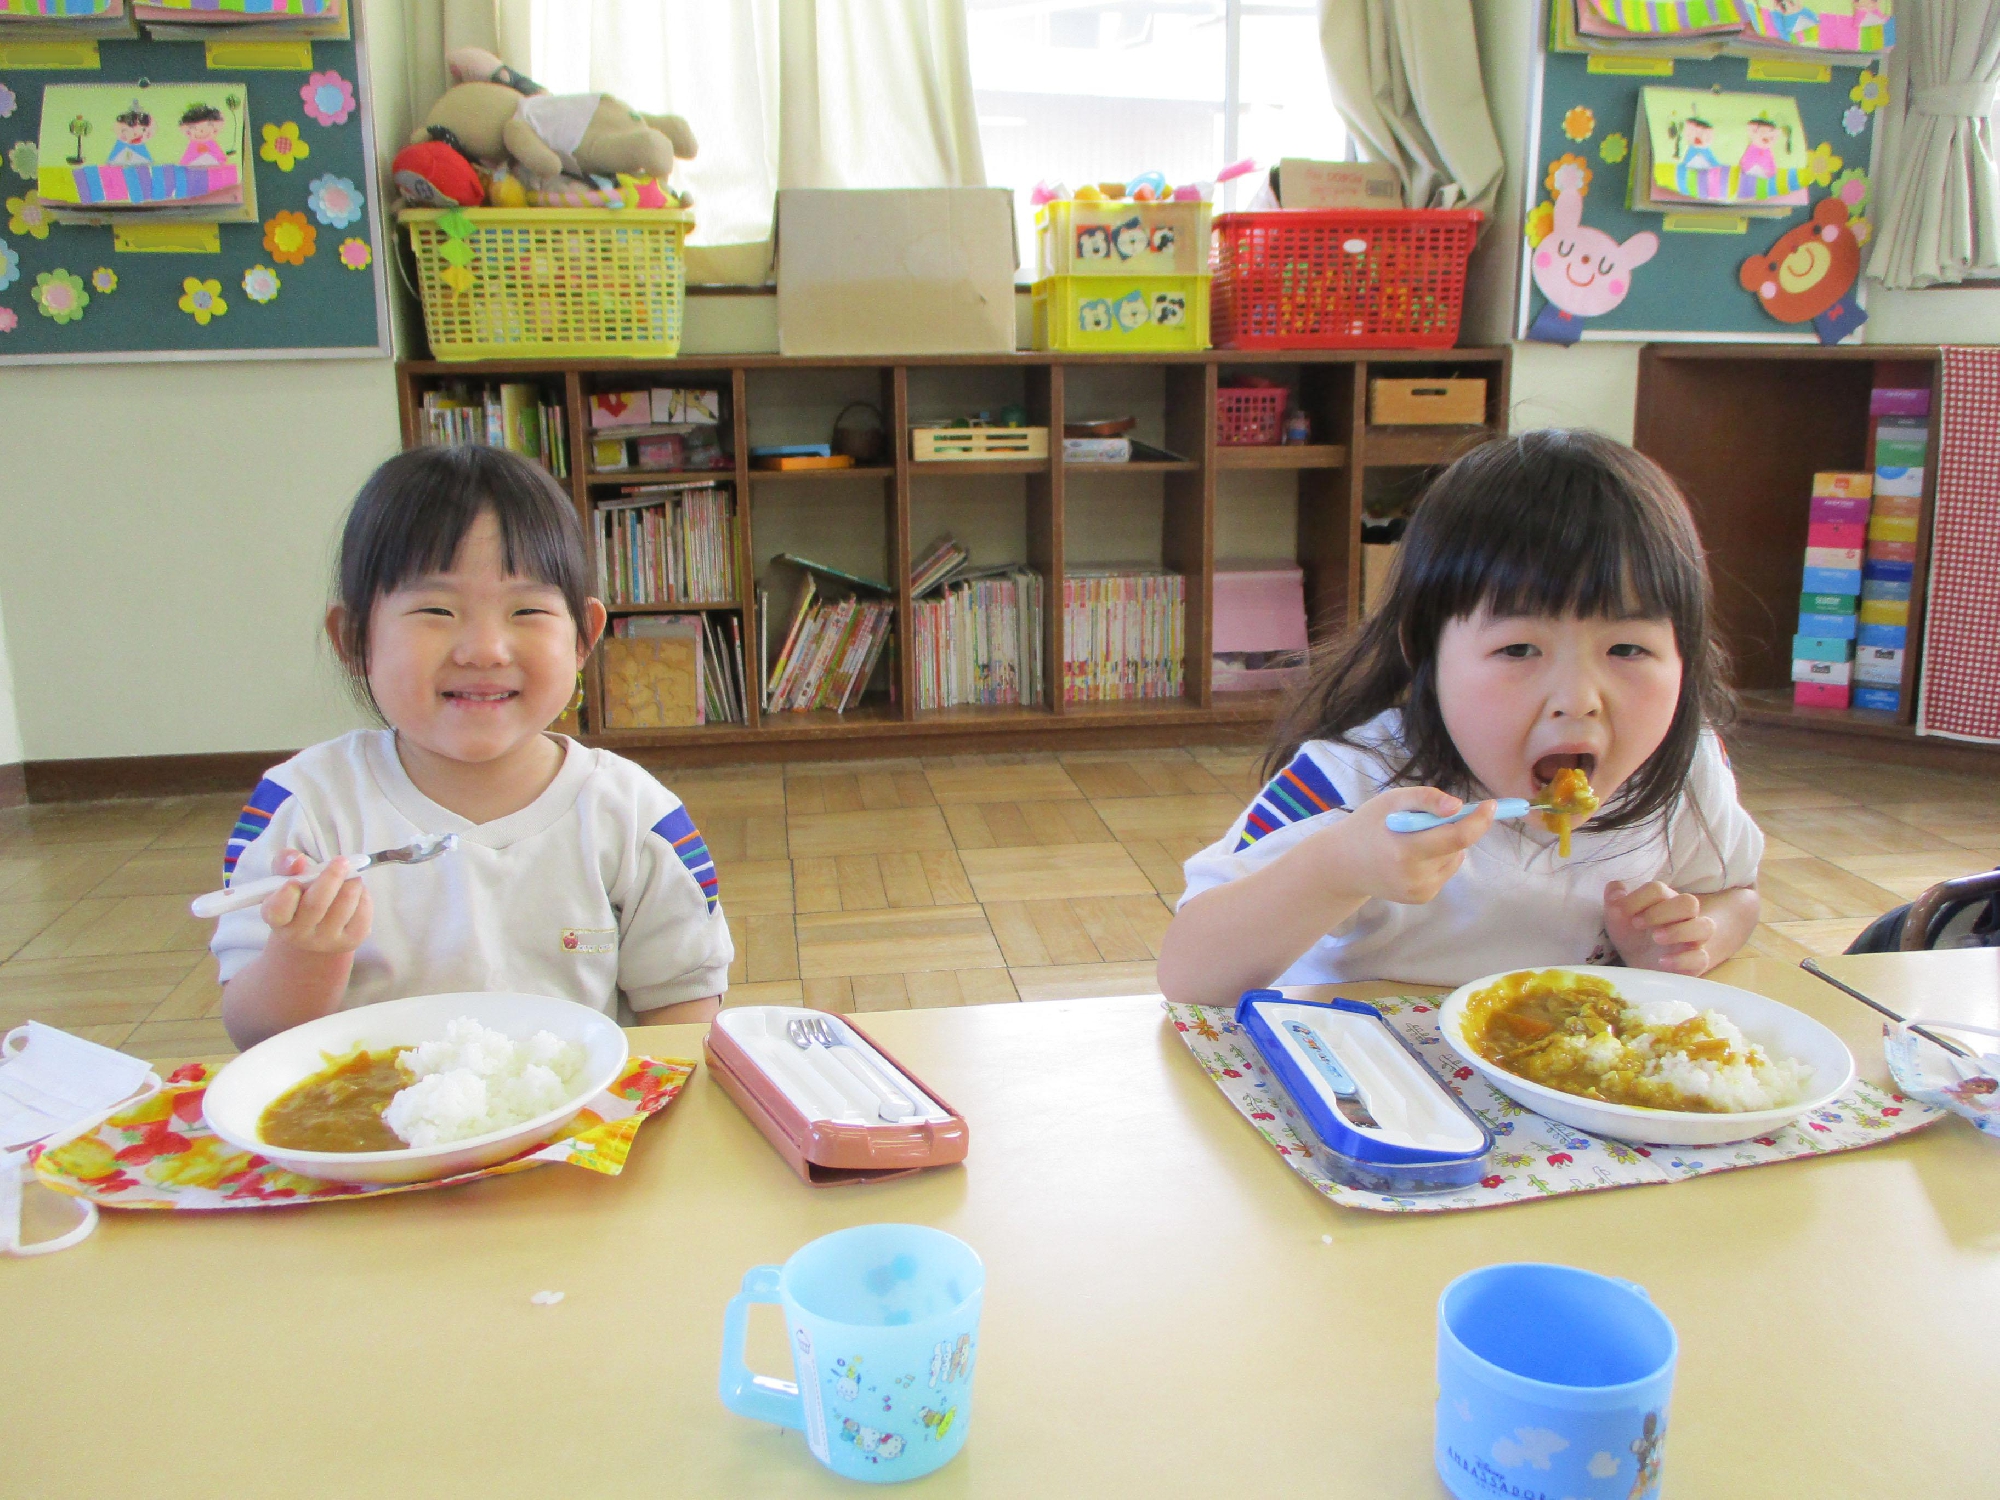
[913,569,1044,711]
[766,579,896,714]
[418,383,570,477]
[910,536,971,597]
[595,483,736,606]
[1063,569,1185,703]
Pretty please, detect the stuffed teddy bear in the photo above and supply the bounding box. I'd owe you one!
[412,47,696,191]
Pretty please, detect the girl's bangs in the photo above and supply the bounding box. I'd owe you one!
[373,451,577,594]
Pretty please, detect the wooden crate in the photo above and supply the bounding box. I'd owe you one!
[911,426,1050,461]
[1368,378,1487,426]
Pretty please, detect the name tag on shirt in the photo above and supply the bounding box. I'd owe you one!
[561,927,616,955]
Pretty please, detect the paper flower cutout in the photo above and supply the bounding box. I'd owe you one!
[300,69,355,127]
[0,306,15,333]
[33,268,87,324]
[338,237,372,270]
[440,264,475,293]
[1524,199,1555,248]
[1850,215,1872,246]
[263,209,316,264]
[306,173,363,228]
[1851,68,1886,113]
[1803,142,1843,188]
[7,140,35,181]
[241,264,280,303]
[1842,105,1868,138]
[1546,153,1591,196]
[1598,132,1628,165]
[259,121,310,172]
[6,190,48,240]
[91,266,116,294]
[1562,106,1595,141]
[1832,167,1871,213]
[436,207,474,240]
[0,239,16,291]
[178,275,226,325]
[0,83,15,120]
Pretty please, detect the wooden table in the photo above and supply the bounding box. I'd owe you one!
[1806,948,2000,1044]
[6,957,1997,1498]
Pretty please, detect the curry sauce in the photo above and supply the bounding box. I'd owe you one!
[259,1048,410,1153]
[1536,766,1601,858]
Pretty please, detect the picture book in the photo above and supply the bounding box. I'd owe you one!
[1553,0,1892,63]
[36,81,254,221]
[0,0,134,35]
[1628,88,1809,218]
[132,0,348,39]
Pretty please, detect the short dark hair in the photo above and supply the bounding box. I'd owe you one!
[1265,429,1733,834]
[332,446,593,711]
[179,103,223,127]
[116,106,152,128]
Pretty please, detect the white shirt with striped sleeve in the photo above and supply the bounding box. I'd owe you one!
[210,730,733,1017]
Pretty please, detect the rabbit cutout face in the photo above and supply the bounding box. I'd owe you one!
[1531,165,1658,320]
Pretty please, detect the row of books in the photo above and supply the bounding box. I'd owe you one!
[1,0,349,40]
[593,483,736,606]
[765,582,896,714]
[911,536,971,597]
[1553,0,1892,65]
[603,614,748,728]
[1063,570,1185,703]
[418,383,570,478]
[912,570,1045,711]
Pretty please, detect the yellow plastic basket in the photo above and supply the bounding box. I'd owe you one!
[400,207,691,361]
[1031,274,1210,352]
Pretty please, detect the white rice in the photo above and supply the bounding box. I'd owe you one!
[381,1018,587,1149]
[1618,1000,1812,1112]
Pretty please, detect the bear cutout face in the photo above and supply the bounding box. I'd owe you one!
[1113,290,1150,330]
[1076,226,1112,261]
[1112,217,1147,259]
[1737,197,1859,323]
[1531,165,1658,319]
[1152,292,1186,326]
[1078,299,1113,332]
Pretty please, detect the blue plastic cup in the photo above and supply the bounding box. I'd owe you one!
[1436,1263,1677,1500]
[719,1224,984,1484]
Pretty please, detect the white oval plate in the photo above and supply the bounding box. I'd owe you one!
[203,993,629,1185]
[1437,966,1855,1146]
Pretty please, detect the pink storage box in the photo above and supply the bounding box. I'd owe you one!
[1805,545,1862,570]
[1869,387,1932,417]
[1810,495,1872,525]
[1213,564,1309,693]
[1808,521,1865,550]
[1794,681,1851,709]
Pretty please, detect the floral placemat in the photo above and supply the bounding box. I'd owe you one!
[27,1056,696,1211]
[1167,999,1944,1214]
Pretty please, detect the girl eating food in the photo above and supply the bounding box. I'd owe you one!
[1157,429,1762,1002]
[210,446,732,1049]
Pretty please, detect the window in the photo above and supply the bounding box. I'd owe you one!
[967,0,1348,271]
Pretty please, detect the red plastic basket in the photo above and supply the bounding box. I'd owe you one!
[1216,386,1286,445]
[1210,209,1483,350]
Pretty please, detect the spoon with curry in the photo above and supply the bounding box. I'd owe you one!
[1384,768,1602,857]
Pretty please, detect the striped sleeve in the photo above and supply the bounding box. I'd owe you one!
[222,778,295,887]
[651,804,719,913]
[1235,751,1346,850]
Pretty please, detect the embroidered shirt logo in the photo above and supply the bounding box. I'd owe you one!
[561,927,615,955]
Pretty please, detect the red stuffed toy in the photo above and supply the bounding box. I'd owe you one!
[392,136,484,209]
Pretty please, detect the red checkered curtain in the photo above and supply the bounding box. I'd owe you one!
[1920,346,2000,742]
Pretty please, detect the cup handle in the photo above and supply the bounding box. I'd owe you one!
[719,1265,805,1431]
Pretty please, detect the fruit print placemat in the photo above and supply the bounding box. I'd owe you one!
[1166,999,1942,1213]
[28,1055,694,1210]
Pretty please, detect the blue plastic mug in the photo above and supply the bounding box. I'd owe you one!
[1436,1263,1677,1500]
[719,1224,984,1484]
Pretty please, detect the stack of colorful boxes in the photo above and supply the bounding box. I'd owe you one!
[1795,471,1870,709]
[1855,387,1931,714]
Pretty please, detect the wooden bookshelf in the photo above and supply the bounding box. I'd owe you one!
[1633,344,1947,747]
[395,348,1511,764]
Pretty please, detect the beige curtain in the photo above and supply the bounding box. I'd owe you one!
[401,0,983,284]
[1868,0,2000,289]
[1316,0,1505,213]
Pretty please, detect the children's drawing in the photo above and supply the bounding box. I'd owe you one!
[1737,196,1865,344]
[1149,224,1177,254]
[1152,291,1186,326]
[1075,225,1111,261]
[1527,162,1657,345]
[36,83,248,210]
[1636,87,1808,211]
[1113,289,1148,331]
[1077,297,1112,332]
[1112,215,1147,259]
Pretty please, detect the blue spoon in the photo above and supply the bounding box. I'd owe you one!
[1385,798,1539,834]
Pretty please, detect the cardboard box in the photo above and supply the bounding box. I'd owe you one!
[1853,686,1901,712]
[1868,515,1919,544]
[1363,543,1400,615]
[1803,566,1863,595]
[1214,565,1309,653]
[1871,493,1922,519]
[1810,495,1872,525]
[1861,580,1911,605]
[1869,387,1931,417]
[1808,521,1865,550]
[1795,681,1851,709]
[1801,591,1857,615]
[1854,645,1905,684]
[777,188,1018,356]
[1793,635,1852,662]
[1277,157,1404,210]
[1866,544,1916,568]
[1858,622,1908,649]
[1793,657,1853,685]
[1798,611,1857,639]
[1369,378,1487,426]
[1805,545,1862,570]
[1874,465,1924,497]
[1812,471,1873,499]
[1860,599,1910,626]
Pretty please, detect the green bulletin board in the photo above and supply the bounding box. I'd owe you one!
[1517,16,1884,343]
[0,32,388,362]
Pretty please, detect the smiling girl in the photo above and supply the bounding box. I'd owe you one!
[212,446,731,1048]
[1157,430,1762,1003]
